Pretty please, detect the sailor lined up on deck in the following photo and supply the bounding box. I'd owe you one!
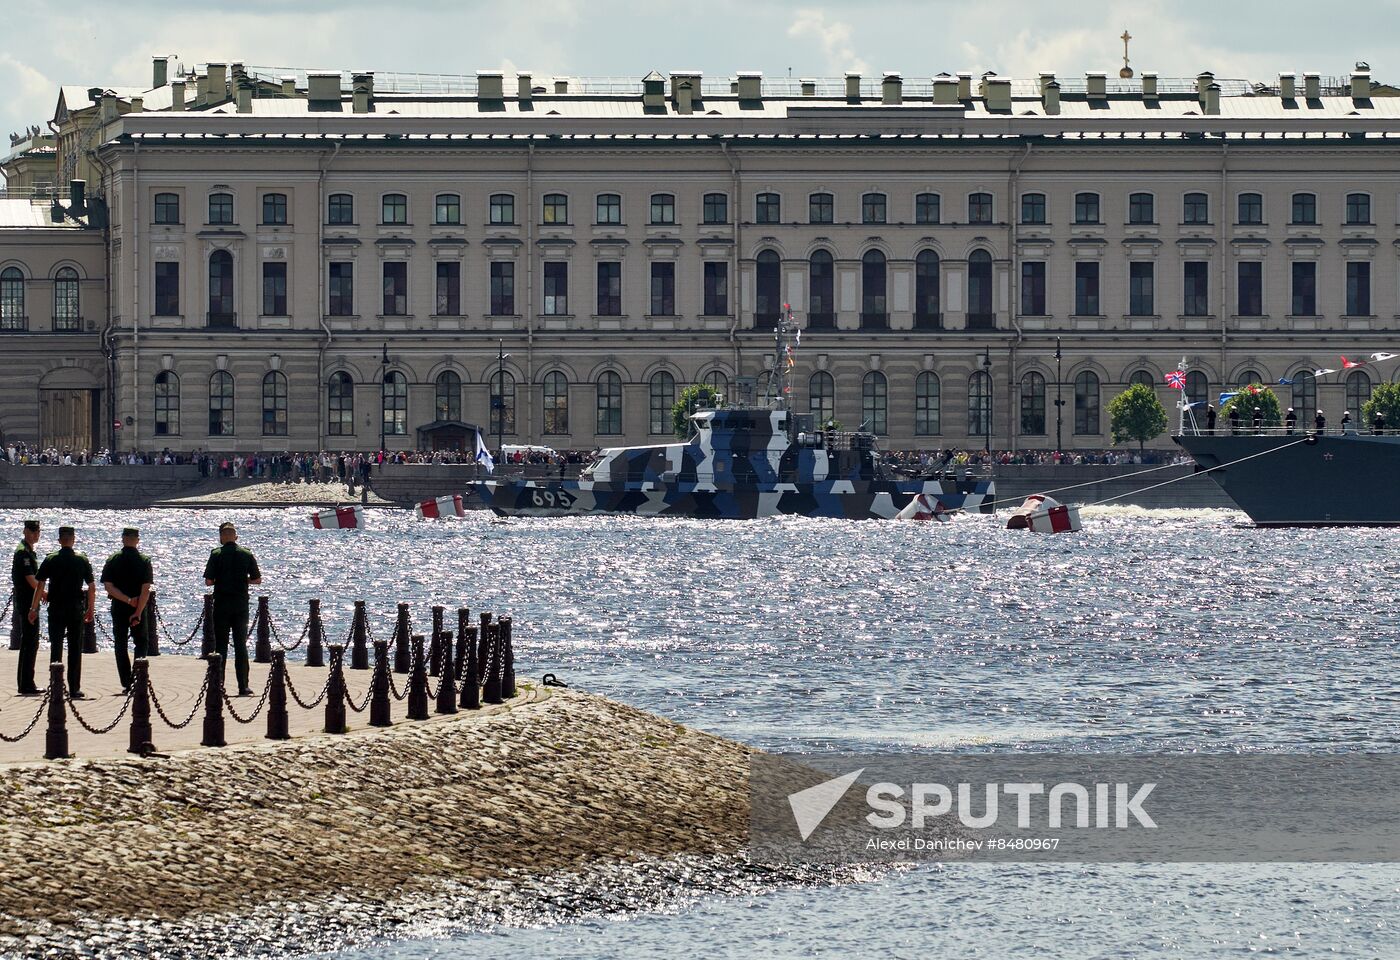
[28,526,95,699]
[101,528,153,694]
[202,523,262,697]
[11,519,42,695]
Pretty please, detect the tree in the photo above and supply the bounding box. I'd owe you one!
[672,383,721,438]
[1362,381,1400,432]
[1108,382,1168,452]
[1219,383,1282,431]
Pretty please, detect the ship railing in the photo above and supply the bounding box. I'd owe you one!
[1183,425,1391,437]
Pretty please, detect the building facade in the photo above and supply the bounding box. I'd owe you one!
[2,61,1398,454]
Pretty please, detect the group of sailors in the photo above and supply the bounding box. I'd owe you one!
[10,520,262,699]
[1202,406,1387,436]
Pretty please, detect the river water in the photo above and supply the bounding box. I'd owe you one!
[6,505,1398,958]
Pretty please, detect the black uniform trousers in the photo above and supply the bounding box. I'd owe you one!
[13,601,40,693]
[48,604,85,694]
[110,601,147,691]
[213,596,251,693]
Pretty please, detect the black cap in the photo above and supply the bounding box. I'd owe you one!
[58,526,75,538]
[23,519,39,533]
[122,527,140,538]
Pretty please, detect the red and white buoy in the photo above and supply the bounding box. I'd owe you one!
[312,505,364,530]
[1005,494,1082,534]
[414,494,466,520]
[895,493,950,522]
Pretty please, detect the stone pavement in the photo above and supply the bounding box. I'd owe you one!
[0,647,524,764]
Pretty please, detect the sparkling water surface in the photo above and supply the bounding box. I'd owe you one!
[6,506,1398,957]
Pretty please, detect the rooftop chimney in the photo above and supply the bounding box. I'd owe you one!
[644,70,667,107]
[676,79,695,114]
[1204,82,1221,115]
[845,71,861,101]
[933,73,957,104]
[1279,72,1296,99]
[554,79,569,94]
[670,70,700,100]
[307,71,341,110]
[956,72,972,99]
[281,75,296,98]
[1196,71,1214,96]
[986,77,1012,112]
[1303,71,1320,99]
[352,72,374,113]
[69,180,87,217]
[1141,71,1158,99]
[206,63,227,102]
[152,57,168,89]
[737,70,762,101]
[1086,71,1107,98]
[170,79,185,111]
[1351,68,1371,100]
[801,78,816,96]
[100,93,117,123]
[195,74,208,104]
[1043,80,1061,115]
[882,71,902,104]
[236,78,253,113]
[518,72,533,102]
[130,96,143,113]
[478,70,503,102]
[1037,71,1055,93]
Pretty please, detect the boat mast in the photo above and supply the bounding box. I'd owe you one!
[769,302,797,411]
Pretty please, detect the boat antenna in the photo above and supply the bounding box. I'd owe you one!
[770,303,798,411]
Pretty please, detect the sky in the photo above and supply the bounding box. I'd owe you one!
[4,0,1400,137]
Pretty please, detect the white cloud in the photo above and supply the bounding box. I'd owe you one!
[787,8,868,75]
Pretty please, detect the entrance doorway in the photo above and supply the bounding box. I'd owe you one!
[39,388,101,453]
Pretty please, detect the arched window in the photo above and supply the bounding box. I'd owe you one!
[915,372,941,435]
[1020,372,1046,435]
[1346,192,1371,225]
[262,371,288,436]
[208,371,235,436]
[1074,191,1100,224]
[542,193,568,224]
[1,267,26,330]
[208,192,234,225]
[649,193,675,225]
[755,192,780,224]
[1183,192,1210,224]
[489,193,515,225]
[328,372,354,436]
[1291,370,1317,422]
[53,266,80,331]
[1345,370,1372,418]
[595,193,622,225]
[434,193,461,225]
[703,370,728,400]
[596,371,623,434]
[915,250,940,329]
[327,193,354,224]
[702,192,728,224]
[755,250,780,328]
[542,371,569,434]
[808,192,834,224]
[861,192,887,224]
[809,371,835,424]
[1129,369,1155,388]
[862,371,888,435]
[382,371,408,437]
[1074,371,1100,435]
[381,193,408,225]
[916,192,941,224]
[153,192,180,224]
[154,371,180,436]
[435,370,461,421]
[208,250,234,325]
[1237,192,1263,225]
[1185,371,1208,405]
[1238,369,1262,388]
[1291,192,1317,225]
[489,370,515,435]
[967,249,993,329]
[1128,192,1154,225]
[262,192,288,225]
[808,250,834,328]
[968,192,993,224]
[861,250,887,328]
[649,371,676,435]
[968,371,992,439]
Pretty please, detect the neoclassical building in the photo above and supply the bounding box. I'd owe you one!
[2,60,1398,454]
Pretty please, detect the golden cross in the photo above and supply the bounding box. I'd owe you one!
[1121,30,1132,68]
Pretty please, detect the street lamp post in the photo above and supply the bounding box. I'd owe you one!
[981,347,993,454]
[378,342,389,454]
[495,339,511,463]
[1054,336,1064,453]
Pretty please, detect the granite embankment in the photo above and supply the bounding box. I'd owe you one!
[0,688,751,948]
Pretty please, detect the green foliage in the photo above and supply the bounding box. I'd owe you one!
[672,383,721,438]
[1108,382,1169,451]
[1362,381,1400,430]
[1219,384,1282,428]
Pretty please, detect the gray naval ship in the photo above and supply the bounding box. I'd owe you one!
[476,312,995,520]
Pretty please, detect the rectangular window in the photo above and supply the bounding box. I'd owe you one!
[1347,261,1371,315]
[703,262,728,315]
[382,261,408,315]
[543,261,568,315]
[1020,262,1046,316]
[1074,262,1099,316]
[861,194,886,224]
[968,193,993,224]
[208,193,233,224]
[542,194,569,224]
[1074,193,1100,224]
[154,262,180,316]
[328,261,353,316]
[1020,193,1045,224]
[650,262,675,315]
[809,193,834,224]
[153,193,180,224]
[1238,193,1263,224]
[1291,261,1316,315]
[490,194,515,225]
[596,261,621,316]
[261,193,287,225]
[1238,262,1263,316]
[1129,262,1154,316]
[435,261,461,315]
[1183,193,1210,224]
[261,262,287,316]
[915,193,941,224]
[1346,193,1371,225]
[435,194,461,225]
[596,194,622,225]
[649,194,675,225]
[1128,193,1154,224]
[381,194,408,225]
[1183,261,1210,316]
[1291,193,1317,225]
[490,261,515,315]
[327,194,354,224]
[756,193,781,224]
[703,193,728,224]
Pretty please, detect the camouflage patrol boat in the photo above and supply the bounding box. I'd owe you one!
[475,310,995,520]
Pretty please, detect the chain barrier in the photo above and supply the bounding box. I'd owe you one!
[386,666,406,701]
[0,691,50,743]
[65,683,136,736]
[156,603,204,648]
[344,680,373,714]
[269,612,309,653]
[1,591,12,624]
[283,668,331,710]
[95,615,113,644]
[149,674,210,730]
[222,670,274,724]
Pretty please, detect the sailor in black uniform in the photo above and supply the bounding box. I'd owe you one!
[1205,405,1217,434]
[1341,411,1354,434]
[1228,406,1241,436]
[1252,407,1264,433]
[1285,407,1297,434]
[1315,410,1326,433]
[100,527,153,693]
[12,519,42,695]
[30,526,96,698]
[1374,411,1386,435]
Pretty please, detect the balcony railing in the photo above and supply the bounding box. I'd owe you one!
[806,313,835,330]
[914,312,943,330]
[206,311,238,328]
[0,317,29,332]
[966,312,996,330]
[859,312,889,330]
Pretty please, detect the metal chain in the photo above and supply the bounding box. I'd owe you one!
[0,691,49,743]
[343,680,373,714]
[65,683,136,735]
[222,670,273,724]
[149,673,209,730]
[386,665,406,701]
[156,602,203,648]
[283,668,331,710]
[269,612,309,653]
[1,591,12,624]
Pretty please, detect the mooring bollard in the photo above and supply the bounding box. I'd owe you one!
[393,602,411,674]
[266,650,289,740]
[324,644,347,734]
[482,621,504,705]
[429,605,445,677]
[44,661,69,760]
[200,594,215,657]
[435,632,457,715]
[350,600,370,671]
[253,596,272,664]
[459,625,480,710]
[501,616,516,700]
[201,653,226,748]
[455,607,470,680]
[407,634,430,720]
[128,658,153,755]
[369,640,391,728]
[82,619,98,655]
[305,598,325,668]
